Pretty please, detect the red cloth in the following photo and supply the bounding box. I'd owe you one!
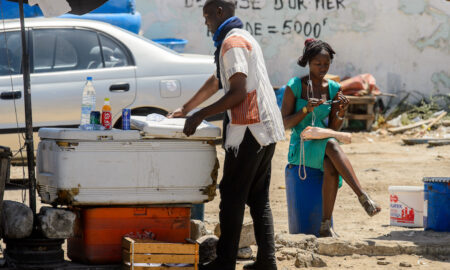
[340,73,381,96]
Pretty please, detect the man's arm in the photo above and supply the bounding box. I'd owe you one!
[168,74,219,118]
[183,72,247,136]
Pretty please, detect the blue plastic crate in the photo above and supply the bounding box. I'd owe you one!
[152,38,188,53]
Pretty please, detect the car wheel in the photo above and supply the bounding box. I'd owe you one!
[113,107,168,129]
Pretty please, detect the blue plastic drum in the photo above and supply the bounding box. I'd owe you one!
[285,164,328,236]
[423,177,450,232]
[191,203,205,221]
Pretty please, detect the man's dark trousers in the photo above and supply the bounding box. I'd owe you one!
[215,129,277,270]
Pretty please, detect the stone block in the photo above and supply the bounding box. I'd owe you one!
[1,200,33,239]
[38,207,76,239]
[237,246,253,259]
[275,233,317,251]
[295,250,327,268]
[197,235,218,264]
[190,219,208,241]
[214,222,256,248]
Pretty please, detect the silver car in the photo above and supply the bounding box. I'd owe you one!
[0,18,219,159]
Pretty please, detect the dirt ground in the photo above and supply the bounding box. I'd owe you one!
[5,130,450,269]
[204,131,450,269]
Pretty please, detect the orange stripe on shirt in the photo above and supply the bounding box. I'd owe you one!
[221,35,253,57]
[231,89,260,125]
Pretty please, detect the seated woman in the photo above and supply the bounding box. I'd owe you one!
[281,38,381,237]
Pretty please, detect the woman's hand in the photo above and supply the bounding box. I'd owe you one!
[306,98,324,112]
[334,92,349,116]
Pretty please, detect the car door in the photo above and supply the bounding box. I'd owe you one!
[0,29,26,154]
[29,27,137,130]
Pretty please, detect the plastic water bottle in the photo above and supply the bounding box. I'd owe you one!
[80,77,96,126]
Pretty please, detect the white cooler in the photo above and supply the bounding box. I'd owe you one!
[36,118,220,206]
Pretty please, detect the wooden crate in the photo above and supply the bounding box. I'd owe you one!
[122,237,199,270]
[344,95,376,131]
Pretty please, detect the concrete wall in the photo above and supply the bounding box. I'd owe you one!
[136,0,449,96]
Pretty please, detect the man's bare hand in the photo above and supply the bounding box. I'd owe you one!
[183,112,204,137]
[167,107,187,118]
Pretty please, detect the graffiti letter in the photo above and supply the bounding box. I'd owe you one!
[326,0,334,10]
[252,0,262,10]
[240,0,250,9]
[294,21,302,34]
[304,22,312,36]
[245,22,254,35]
[255,23,262,36]
[185,0,193,8]
[313,23,321,38]
[298,0,307,10]
[274,0,283,10]
[315,0,324,10]
[336,0,345,9]
[288,0,296,9]
[282,20,292,35]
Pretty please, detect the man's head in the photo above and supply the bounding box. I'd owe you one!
[203,0,236,35]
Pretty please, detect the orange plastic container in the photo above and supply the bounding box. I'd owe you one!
[68,206,191,264]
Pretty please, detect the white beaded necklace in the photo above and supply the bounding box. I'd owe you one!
[299,73,315,180]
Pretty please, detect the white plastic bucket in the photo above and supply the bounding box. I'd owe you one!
[388,186,424,227]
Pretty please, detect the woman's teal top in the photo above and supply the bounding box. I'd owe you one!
[287,77,342,187]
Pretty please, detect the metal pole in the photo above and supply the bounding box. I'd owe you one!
[19,0,36,216]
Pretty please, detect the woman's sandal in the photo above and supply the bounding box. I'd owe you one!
[358,192,381,217]
[319,219,339,238]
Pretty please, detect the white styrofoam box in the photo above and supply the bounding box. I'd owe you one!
[36,128,218,206]
[388,186,424,228]
[131,114,221,140]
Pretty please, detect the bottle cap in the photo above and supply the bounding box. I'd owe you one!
[87,76,93,81]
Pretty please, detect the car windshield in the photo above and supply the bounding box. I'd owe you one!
[113,26,179,54]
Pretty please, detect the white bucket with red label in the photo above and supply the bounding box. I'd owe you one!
[388,186,424,227]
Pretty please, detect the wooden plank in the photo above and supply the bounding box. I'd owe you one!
[428,139,450,147]
[346,114,375,120]
[123,252,196,264]
[388,119,433,134]
[402,138,433,145]
[123,238,197,254]
[345,96,376,104]
[423,111,447,131]
[123,266,194,270]
[325,74,340,82]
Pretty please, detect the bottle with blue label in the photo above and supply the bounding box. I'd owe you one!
[80,77,96,127]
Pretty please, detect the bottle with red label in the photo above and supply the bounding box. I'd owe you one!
[101,98,112,130]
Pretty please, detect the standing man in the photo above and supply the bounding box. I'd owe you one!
[169,1,284,269]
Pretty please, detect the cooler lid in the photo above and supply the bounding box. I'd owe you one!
[423,177,450,183]
[38,128,141,141]
[131,114,221,139]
